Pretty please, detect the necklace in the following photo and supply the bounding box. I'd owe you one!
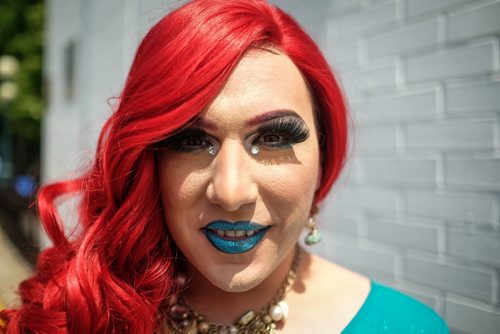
[165,245,301,334]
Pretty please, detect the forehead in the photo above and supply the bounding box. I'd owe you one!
[202,50,314,127]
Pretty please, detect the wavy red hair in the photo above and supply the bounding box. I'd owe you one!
[0,0,348,332]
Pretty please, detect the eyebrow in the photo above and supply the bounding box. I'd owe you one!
[192,109,302,130]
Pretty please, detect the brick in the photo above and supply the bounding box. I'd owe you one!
[448,2,500,41]
[397,284,439,310]
[364,89,436,121]
[449,230,500,266]
[327,41,359,67]
[366,218,439,252]
[334,186,400,212]
[365,157,436,186]
[358,125,398,151]
[328,0,364,14]
[447,81,500,113]
[327,218,358,236]
[328,2,397,37]
[405,258,494,302]
[406,43,495,83]
[340,63,398,90]
[406,119,495,150]
[445,300,500,334]
[406,190,498,225]
[445,157,500,189]
[367,19,439,58]
[334,242,397,276]
[406,0,470,17]
[323,201,361,221]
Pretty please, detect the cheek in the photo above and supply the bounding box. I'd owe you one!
[158,155,207,220]
[259,150,320,220]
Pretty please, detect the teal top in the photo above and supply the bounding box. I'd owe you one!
[342,280,449,333]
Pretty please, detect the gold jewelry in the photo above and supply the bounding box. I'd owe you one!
[165,245,301,334]
[304,206,322,245]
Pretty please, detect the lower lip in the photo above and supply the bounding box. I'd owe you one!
[202,227,271,254]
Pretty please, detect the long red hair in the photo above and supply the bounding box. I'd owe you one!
[0,0,348,332]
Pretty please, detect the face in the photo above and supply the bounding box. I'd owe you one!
[157,50,321,292]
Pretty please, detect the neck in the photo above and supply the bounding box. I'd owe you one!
[180,246,297,325]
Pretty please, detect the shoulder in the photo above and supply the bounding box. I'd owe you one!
[342,280,450,334]
[292,253,449,333]
[288,253,372,332]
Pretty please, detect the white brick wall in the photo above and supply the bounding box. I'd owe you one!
[45,0,500,332]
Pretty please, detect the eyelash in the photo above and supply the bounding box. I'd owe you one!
[157,129,212,153]
[158,117,309,153]
[250,117,309,149]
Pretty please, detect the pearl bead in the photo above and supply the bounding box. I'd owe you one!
[197,321,210,333]
[229,326,238,334]
[269,304,284,321]
[278,301,289,318]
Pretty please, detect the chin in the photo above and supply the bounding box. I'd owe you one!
[196,256,273,292]
[205,261,271,293]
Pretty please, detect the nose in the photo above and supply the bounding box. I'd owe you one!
[206,140,258,212]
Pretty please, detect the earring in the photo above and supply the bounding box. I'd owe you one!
[304,207,322,245]
[250,145,260,155]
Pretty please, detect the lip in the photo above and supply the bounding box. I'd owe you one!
[202,220,271,254]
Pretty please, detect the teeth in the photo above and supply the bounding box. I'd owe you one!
[213,229,258,238]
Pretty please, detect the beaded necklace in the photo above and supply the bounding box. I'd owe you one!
[165,246,301,334]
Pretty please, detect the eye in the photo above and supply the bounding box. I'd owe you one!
[251,117,309,150]
[253,132,293,149]
[157,129,214,153]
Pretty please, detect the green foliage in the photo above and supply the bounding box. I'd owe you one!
[0,0,44,141]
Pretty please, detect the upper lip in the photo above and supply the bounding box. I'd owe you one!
[203,220,267,231]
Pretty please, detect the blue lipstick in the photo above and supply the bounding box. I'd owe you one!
[202,220,271,254]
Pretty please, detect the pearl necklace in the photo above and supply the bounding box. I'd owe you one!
[165,246,301,334]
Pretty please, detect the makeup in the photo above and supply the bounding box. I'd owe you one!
[156,113,309,155]
[202,220,271,254]
[249,116,309,150]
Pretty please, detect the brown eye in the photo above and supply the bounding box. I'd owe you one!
[184,138,207,147]
[157,128,214,153]
[252,133,291,149]
[262,134,282,143]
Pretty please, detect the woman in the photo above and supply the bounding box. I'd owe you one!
[1,0,449,333]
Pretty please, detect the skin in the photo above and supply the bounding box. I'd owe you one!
[157,49,370,331]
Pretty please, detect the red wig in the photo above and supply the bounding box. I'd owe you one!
[1,0,348,332]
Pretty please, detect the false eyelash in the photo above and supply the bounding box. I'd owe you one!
[254,116,310,145]
[156,128,213,152]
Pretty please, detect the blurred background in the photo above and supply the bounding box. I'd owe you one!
[0,0,499,333]
[0,0,42,310]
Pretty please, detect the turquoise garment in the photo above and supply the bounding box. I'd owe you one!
[342,280,449,333]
